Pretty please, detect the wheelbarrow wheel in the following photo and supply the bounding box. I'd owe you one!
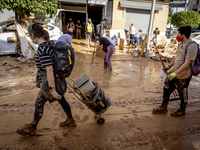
[96,114,105,125]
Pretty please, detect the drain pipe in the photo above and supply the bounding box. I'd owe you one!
[145,0,156,57]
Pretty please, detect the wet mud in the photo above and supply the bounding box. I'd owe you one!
[0,39,200,150]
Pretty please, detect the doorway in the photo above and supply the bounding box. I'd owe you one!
[88,5,103,32]
[62,11,86,38]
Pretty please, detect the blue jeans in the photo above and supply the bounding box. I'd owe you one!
[134,37,140,46]
[86,33,92,40]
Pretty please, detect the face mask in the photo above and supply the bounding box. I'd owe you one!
[176,35,182,42]
[32,39,36,44]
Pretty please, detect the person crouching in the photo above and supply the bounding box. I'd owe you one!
[95,33,115,71]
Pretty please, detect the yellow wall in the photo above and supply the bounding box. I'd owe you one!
[112,0,126,30]
[111,0,169,33]
[152,4,169,33]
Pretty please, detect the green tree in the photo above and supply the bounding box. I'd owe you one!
[0,0,58,22]
[0,0,58,54]
[171,11,200,28]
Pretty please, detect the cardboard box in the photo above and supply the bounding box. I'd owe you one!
[96,49,104,58]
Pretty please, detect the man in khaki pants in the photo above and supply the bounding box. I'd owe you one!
[76,20,82,39]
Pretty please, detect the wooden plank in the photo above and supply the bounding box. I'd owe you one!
[139,35,148,56]
[119,38,124,50]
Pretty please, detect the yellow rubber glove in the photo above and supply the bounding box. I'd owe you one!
[167,72,177,81]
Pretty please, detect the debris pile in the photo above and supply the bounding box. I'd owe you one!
[149,35,178,61]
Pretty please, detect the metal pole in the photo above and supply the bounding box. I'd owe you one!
[168,7,174,38]
[86,3,88,42]
[145,0,156,57]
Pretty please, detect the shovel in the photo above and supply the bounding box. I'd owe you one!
[92,42,98,63]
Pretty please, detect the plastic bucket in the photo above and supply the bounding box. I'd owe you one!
[73,74,95,95]
[133,51,139,57]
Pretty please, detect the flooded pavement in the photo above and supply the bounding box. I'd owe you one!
[0,39,200,150]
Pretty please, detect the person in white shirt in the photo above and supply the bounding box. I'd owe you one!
[129,24,136,45]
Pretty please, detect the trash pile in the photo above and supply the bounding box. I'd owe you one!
[149,35,178,61]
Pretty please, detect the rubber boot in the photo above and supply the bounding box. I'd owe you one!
[171,108,186,117]
[16,124,37,136]
[152,104,168,114]
[104,62,107,69]
[59,118,76,127]
[107,63,112,71]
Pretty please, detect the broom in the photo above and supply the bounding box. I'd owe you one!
[152,41,180,100]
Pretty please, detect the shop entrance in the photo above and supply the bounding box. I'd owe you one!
[88,5,103,32]
[60,4,103,39]
[61,11,86,38]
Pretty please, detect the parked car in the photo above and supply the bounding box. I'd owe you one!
[0,22,63,55]
[190,32,200,45]
[0,22,16,55]
[46,23,63,42]
[0,32,16,55]
[166,27,178,36]
[0,22,15,33]
[191,28,200,33]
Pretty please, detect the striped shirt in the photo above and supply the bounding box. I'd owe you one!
[35,42,54,72]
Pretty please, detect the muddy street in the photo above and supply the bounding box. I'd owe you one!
[0,39,200,150]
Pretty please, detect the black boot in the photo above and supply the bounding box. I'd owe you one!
[59,118,76,127]
[104,62,107,69]
[152,104,168,114]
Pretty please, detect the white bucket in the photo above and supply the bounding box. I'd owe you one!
[133,51,139,57]
[73,74,95,95]
[79,80,95,95]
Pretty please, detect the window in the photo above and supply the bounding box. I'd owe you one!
[191,33,200,38]
[196,36,200,40]
[46,25,55,31]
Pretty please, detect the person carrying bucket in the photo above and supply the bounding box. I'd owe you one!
[16,23,76,136]
[152,25,198,117]
[95,33,115,71]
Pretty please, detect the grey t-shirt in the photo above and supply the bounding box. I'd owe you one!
[170,39,198,79]
[57,34,72,44]
[100,21,105,34]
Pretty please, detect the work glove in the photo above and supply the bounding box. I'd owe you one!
[167,72,177,81]
[162,65,171,72]
[50,89,62,100]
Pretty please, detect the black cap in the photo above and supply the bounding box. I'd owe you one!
[95,33,101,37]
[68,32,74,36]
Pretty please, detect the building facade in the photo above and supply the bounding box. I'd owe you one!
[188,0,200,12]
[112,0,170,35]
[57,0,170,35]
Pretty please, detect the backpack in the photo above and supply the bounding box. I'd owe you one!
[41,41,75,78]
[185,41,200,76]
[87,23,93,33]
